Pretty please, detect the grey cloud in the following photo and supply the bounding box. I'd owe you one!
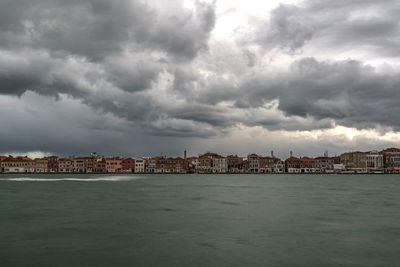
[0,0,219,139]
[2,0,400,157]
[236,57,400,130]
[255,0,400,56]
[166,104,235,129]
[242,49,256,67]
[256,4,313,53]
[0,0,216,61]
[147,1,216,60]
[0,92,193,157]
[104,53,163,93]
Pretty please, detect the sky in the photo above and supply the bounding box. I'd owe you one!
[0,0,400,158]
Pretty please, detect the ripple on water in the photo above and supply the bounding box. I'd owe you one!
[0,176,145,182]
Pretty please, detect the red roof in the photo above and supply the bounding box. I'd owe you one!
[286,156,300,160]
[2,156,32,162]
[199,152,224,158]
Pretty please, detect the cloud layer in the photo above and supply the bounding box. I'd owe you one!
[0,0,400,156]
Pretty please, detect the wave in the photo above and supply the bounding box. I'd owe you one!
[0,176,145,182]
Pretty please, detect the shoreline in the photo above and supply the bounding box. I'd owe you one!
[0,172,398,175]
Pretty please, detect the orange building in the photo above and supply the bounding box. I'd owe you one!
[105,157,122,173]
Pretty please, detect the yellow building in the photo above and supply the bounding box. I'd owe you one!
[1,156,33,173]
[34,158,48,172]
[340,152,366,172]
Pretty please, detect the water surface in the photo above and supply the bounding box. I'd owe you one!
[0,174,399,266]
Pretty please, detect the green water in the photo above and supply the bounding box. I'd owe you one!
[0,174,399,267]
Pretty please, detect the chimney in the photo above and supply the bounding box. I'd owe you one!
[184,150,187,160]
[290,151,293,157]
[271,150,274,158]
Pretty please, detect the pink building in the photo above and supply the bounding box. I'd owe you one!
[59,158,73,173]
[105,157,122,173]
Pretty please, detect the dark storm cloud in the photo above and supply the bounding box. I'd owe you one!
[256,0,400,56]
[235,57,400,130]
[0,0,216,61]
[256,4,313,53]
[0,92,193,157]
[104,53,163,93]
[167,104,234,128]
[0,0,218,137]
[1,0,400,157]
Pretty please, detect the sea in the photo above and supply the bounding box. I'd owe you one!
[0,173,399,267]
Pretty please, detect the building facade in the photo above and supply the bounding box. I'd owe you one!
[365,151,384,172]
[135,158,145,173]
[340,152,367,173]
[382,148,400,173]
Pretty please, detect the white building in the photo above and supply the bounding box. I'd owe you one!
[333,164,345,173]
[366,151,384,172]
[273,160,285,173]
[247,154,259,173]
[135,158,145,173]
[212,157,227,173]
[3,167,25,173]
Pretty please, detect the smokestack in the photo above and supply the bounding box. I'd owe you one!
[184,150,187,160]
[290,151,293,157]
[271,150,274,158]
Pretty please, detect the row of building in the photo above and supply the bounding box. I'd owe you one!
[1,148,400,174]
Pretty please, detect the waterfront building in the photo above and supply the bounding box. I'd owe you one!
[175,157,189,173]
[247,154,260,173]
[157,157,188,173]
[70,156,98,173]
[273,159,285,173]
[211,155,227,173]
[198,153,213,173]
[340,152,367,173]
[365,151,384,173]
[122,158,135,173]
[135,158,145,173]
[1,156,32,173]
[299,157,317,173]
[105,157,122,173]
[333,163,345,173]
[332,156,341,164]
[227,155,244,173]
[2,147,400,174]
[72,157,86,173]
[315,157,334,173]
[59,158,73,173]
[285,156,301,173]
[381,148,400,173]
[197,153,212,173]
[0,156,6,172]
[86,157,96,173]
[45,156,59,172]
[33,158,48,173]
[94,157,106,173]
[187,156,199,172]
[242,159,249,172]
[146,156,163,173]
[259,156,276,173]
[197,153,227,173]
